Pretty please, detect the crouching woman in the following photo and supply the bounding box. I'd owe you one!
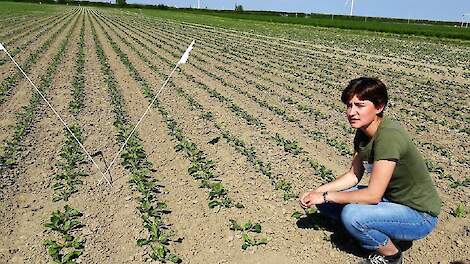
[300,77,441,264]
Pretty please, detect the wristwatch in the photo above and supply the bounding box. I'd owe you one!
[322,192,329,203]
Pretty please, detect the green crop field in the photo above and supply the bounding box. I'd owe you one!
[0,1,62,14]
[141,8,470,40]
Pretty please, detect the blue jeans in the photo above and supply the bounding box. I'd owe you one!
[316,186,438,250]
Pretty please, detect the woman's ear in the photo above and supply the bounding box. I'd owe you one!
[376,104,385,115]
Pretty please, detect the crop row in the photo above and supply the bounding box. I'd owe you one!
[0,11,77,67]
[103,16,368,154]
[0,13,51,38]
[45,125,87,262]
[89,13,180,262]
[0,14,79,181]
[187,43,468,164]
[162,16,468,72]
[97,11,297,199]
[108,15,354,139]
[199,29,467,132]
[0,12,77,104]
[69,15,86,115]
[0,14,32,26]
[96,10,470,189]
[92,13,289,196]
[149,17,469,136]
[140,25,355,158]
[91,11,241,210]
[102,12,354,164]
[94,12,337,191]
[177,77,336,185]
[44,13,91,262]
[0,13,63,47]
[181,15,468,177]
[92,12,274,251]
[171,20,468,182]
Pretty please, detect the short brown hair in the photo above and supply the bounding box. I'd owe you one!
[341,77,388,117]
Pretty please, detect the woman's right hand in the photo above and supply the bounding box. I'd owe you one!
[300,191,324,208]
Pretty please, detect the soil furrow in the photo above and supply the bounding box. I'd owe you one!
[94,12,340,198]
[0,13,79,146]
[0,10,83,263]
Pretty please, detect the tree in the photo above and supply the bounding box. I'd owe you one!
[234,4,243,12]
[116,0,126,7]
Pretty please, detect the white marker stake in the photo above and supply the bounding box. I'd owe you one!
[0,43,112,186]
[98,40,196,185]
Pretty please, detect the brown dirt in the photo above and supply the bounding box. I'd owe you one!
[0,13,79,144]
[0,11,83,262]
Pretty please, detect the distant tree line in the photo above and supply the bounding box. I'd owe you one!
[3,0,173,9]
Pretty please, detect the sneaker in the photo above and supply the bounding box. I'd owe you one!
[359,252,403,264]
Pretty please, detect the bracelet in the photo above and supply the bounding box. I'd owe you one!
[322,191,329,204]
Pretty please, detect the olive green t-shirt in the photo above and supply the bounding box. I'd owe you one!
[354,117,441,216]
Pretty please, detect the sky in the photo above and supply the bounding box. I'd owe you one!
[126,0,470,22]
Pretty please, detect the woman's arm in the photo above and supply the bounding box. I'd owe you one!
[315,153,364,193]
[327,159,396,204]
[300,153,364,207]
[300,159,396,207]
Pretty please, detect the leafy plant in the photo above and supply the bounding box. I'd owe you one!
[229,219,267,250]
[229,219,262,233]
[452,203,467,218]
[51,125,88,202]
[43,205,84,264]
[292,207,317,219]
[273,133,304,155]
[241,233,267,250]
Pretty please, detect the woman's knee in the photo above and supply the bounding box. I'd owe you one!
[340,204,366,230]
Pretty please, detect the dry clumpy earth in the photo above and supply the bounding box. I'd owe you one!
[0,6,469,264]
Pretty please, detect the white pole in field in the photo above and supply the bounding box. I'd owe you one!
[98,40,196,186]
[350,0,354,16]
[0,43,112,186]
[344,0,354,16]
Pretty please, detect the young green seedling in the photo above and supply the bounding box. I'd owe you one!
[292,207,317,219]
[241,233,268,250]
[43,205,84,263]
[452,203,467,218]
[229,219,267,250]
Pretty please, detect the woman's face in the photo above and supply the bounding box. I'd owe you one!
[346,95,382,129]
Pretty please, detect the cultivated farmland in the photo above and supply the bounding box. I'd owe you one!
[0,4,469,264]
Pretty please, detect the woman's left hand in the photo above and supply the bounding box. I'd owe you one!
[299,191,324,208]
